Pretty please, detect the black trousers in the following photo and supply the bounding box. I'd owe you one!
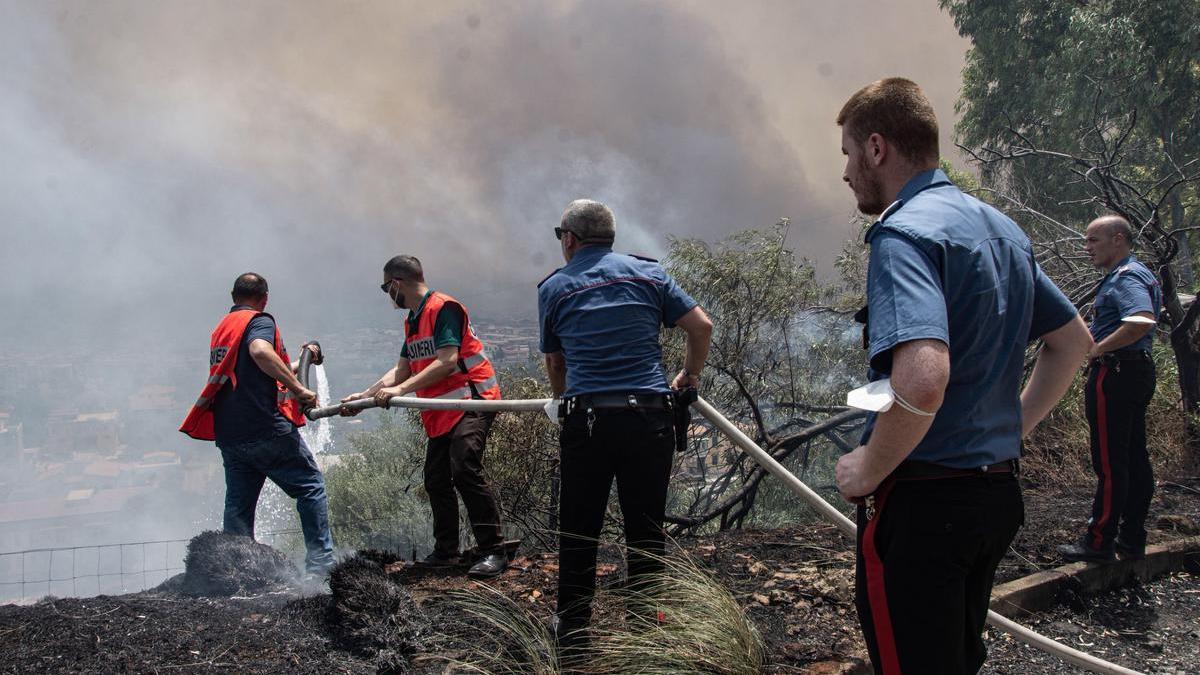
[425,411,504,555]
[556,407,675,633]
[1084,358,1156,551]
[855,473,1023,675]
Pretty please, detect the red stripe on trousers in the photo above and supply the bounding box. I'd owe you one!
[863,484,902,675]
[1090,365,1112,549]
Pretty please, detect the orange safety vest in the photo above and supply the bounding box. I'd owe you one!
[179,309,306,441]
[406,291,501,438]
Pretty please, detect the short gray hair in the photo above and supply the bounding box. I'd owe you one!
[560,199,615,245]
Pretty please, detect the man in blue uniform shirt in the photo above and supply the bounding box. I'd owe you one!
[833,78,1092,674]
[538,199,713,659]
[1059,215,1162,563]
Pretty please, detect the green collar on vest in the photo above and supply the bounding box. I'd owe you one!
[406,290,436,331]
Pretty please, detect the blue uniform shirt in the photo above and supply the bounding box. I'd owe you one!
[860,169,1078,468]
[538,246,698,398]
[1090,254,1160,352]
[212,308,295,447]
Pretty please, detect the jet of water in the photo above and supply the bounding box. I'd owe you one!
[299,364,333,455]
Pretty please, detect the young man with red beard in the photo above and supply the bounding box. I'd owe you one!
[833,78,1092,674]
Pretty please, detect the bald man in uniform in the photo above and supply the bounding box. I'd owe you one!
[1059,215,1162,563]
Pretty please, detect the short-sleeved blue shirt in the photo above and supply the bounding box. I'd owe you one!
[538,246,698,397]
[1090,254,1160,352]
[860,169,1078,468]
[212,307,295,447]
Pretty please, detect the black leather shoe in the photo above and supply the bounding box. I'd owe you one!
[1057,542,1115,563]
[467,552,507,578]
[1115,538,1146,560]
[416,550,460,568]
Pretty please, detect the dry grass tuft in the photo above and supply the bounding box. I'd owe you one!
[446,546,762,674]
[582,549,764,675]
[443,583,560,674]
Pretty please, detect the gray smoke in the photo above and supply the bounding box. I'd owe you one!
[0,0,970,583]
[0,0,967,348]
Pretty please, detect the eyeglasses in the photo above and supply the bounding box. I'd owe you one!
[555,227,574,240]
[380,279,400,293]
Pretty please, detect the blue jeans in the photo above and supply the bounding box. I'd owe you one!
[218,429,335,572]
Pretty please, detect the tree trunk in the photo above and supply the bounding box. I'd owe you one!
[1159,263,1200,455]
[1169,191,1195,287]
[1168,311,1200,414]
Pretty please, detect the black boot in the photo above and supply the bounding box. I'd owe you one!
[550,614,590,673]
[1114,537,1146,560]
[1057,541,1115,563]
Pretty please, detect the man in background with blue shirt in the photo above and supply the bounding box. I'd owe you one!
[1059,215,1161,563]
[833,78,1092,674]
[538,199,712,658]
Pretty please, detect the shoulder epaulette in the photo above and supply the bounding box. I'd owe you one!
[628,253,660,263]
[537,268,563,289]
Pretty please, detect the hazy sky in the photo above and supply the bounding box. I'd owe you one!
[0,1,968,350]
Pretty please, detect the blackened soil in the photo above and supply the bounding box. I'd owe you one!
[984,572,1200,674]
[177,531,296,597]
[1,477,1197,674]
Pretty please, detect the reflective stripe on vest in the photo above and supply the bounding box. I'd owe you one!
[461,352,488,370]
[434,376,500,400]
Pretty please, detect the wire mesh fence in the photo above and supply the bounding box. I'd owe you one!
[0,517,418,605]
[0,539,190,604]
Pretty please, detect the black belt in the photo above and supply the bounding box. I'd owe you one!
[1091,349,1151,368]
[562,392,673,416]
[891,459,1017,481]
[1109,349,1151,361]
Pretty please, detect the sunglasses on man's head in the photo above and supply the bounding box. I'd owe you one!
[554,227,572,240]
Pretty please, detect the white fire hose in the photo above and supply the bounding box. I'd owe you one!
[305,393,1142,675]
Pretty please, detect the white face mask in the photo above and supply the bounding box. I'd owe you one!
[389,285,407,310]
[1121,315,1155,325]
[846,379,895,413]
[846,378,937,417]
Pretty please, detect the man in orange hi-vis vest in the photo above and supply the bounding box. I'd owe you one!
[341,255,507,578]
[180,272,335,577]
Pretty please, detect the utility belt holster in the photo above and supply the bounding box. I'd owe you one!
[1091,349,1149,374]
[559,391,692,443]
[1094,353,1121,373]
[672,388,698,453]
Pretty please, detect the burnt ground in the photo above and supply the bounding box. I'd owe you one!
[1,477,1198,674]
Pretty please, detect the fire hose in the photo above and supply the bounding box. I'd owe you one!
[301,364,1142,674]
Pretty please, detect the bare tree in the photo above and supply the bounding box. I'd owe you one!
[961,105,1200,423]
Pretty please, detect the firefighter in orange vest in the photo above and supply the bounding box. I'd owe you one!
[340,255,507,578]
[180,272,335,575]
